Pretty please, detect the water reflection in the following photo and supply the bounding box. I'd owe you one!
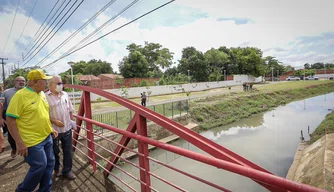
[110,93,334,192]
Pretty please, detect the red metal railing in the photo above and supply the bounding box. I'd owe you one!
[67,84,327,192]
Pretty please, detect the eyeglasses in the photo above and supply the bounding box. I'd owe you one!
[55,82,64,85]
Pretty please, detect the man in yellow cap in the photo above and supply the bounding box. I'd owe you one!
[6,69,58,192]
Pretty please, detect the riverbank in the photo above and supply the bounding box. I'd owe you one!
[190,82,334,130]
[286,133,334,191]
[286,104,334,190]
[310,111,334,143]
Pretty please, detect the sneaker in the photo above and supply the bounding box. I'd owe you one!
[11,149,17,159]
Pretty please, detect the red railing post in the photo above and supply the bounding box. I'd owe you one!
[83,91,97,171]
[104,115,137,176]
[137,114,151,192]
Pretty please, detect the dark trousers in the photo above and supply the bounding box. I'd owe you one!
[141,99,146,106]
[53,130,73,175]
[17,135,55,192]
[3,110,16,151]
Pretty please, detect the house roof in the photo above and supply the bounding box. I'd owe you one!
[78,75,100,81]
[98,74,123,79]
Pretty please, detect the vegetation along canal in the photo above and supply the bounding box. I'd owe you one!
[110,92,334,192]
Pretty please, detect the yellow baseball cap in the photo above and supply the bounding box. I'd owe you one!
[27,69,52,81]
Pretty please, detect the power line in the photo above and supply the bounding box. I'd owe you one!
[22,0,85,67]
[1,0,21,57]
[23,0,61,55]
[7,0,39,58]
[41,0,139,68]
[40,0,141,69]
[23,0,72,61]
[37,0,140,67]
[34,0,117,67]
[43,0,175,70]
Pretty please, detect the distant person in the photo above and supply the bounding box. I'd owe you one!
[46,75,76,180]
[141,92,147,106]
[0,76,26,158]
[6,69,57,192]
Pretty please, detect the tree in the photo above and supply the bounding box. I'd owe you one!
[118,51,149,78]
[178,47,208,82]
[62,59,114,76]
[141,42,174,70]
[311,62,325,69]
[263,56,285,77]
[285,65,295,72]
[204,48,229,76]
[304,63,311,69]
[121,42,174,78]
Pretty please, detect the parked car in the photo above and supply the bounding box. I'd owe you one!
[286,76,300,81]
[305,76,319,80]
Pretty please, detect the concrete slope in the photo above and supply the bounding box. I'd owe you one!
[289,133,334,191]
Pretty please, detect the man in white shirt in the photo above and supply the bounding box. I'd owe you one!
[45,75,76,180]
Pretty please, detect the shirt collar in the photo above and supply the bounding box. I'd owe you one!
[47,90,63,96]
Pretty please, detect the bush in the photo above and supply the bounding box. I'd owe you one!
[159,78,166,85]
[140,80,149,87]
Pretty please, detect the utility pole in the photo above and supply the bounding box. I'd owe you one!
[0,57,8,89]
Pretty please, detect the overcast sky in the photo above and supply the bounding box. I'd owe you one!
[0,0,333,75]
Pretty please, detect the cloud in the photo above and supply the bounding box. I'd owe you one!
[0,0,334,76]
[217,17,252,25]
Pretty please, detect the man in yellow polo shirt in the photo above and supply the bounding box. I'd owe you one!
[6,69,58,192]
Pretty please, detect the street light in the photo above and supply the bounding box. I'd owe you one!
[68,61,75,108]
[224,70,226,81]
[187,69,190,83]
[271,68,274,82]
[277,70,279,80]
[304,66,306,81]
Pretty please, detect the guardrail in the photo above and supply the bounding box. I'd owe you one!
[68,84,326,192]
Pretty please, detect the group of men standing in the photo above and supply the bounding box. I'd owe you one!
[0,69,76,192]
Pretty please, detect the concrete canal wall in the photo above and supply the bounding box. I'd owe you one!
[287,133,334,191]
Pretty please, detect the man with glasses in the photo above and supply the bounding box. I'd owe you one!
[0,76,26,158]
[6,69,58,192]
[46,75,76,180]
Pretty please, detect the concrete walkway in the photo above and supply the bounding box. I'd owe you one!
[0,139,109,192]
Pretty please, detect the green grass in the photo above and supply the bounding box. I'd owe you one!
[81,81,334,132]
[309,112,334,144]
[257,80,332,92]
[191,82,334,130]
[91,100,189,130]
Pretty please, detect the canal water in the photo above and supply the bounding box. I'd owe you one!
[110,93,334,192]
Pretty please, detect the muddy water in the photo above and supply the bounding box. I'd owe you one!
[110,93,334,192]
